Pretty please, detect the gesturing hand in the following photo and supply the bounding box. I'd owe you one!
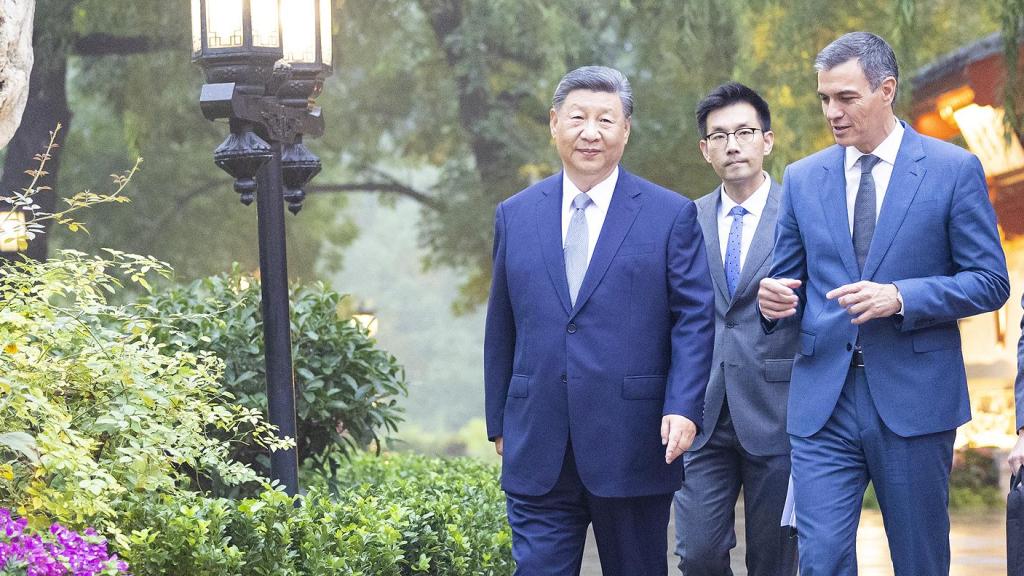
[758,278,802,320]
[826,281,901,324]
[661,415,696,464]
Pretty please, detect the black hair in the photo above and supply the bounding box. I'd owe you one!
[694,82,771,138]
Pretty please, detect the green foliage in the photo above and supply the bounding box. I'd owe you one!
[0,251,285,530]
[140,268,407,483]
[112,452,512,575]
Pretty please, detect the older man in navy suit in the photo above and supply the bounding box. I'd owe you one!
[484,66,715,575]
[759,33,1009,575]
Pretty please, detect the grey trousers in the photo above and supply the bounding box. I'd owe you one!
[673,399,796,576]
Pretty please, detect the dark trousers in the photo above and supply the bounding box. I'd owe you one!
[790,366,955,575]
[505,444,673,576]
[673,400,796,576]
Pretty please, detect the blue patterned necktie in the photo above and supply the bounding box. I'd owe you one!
[853,154,881,273]
[725,205,748,297]
[564,192,592,305]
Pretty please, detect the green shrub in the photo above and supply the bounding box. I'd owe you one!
[141,268,407,481]
[0,251,285,530]
[112,452,512,575]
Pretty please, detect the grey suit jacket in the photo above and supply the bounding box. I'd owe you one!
[691,180,799,456]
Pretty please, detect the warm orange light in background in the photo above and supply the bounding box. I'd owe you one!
[936,86,976,120]
[953,104,1024,176]
[913,111,960,140]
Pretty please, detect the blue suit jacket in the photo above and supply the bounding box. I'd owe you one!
[484,168,715,497]
[769,123,1009,438]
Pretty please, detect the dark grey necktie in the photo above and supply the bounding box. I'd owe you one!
[853,154,881,273]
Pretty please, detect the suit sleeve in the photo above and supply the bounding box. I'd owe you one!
[664,200,715,431]
[892,154,1010,331]
[762,166,807,334]
[484,203,515,441]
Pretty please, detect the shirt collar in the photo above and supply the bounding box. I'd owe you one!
[845,117,904,171]
[562,167,619,213]
[719,171,771,218]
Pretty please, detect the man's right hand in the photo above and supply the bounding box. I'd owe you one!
[758,277,802,320]
[494,436,503,456]
[1009,433,1024,474]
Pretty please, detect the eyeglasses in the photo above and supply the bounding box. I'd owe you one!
[704,128,762,148]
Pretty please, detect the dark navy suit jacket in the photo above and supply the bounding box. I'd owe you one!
[769,123,1009,438]
[484,168,715,497]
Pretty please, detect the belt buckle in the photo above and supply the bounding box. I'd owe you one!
[851,349,865,367]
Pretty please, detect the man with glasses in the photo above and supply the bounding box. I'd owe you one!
[758,32,1008,574]
[674,82,798,576]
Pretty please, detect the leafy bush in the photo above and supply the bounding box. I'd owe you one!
[0,509,128,575]
[0,251,285,529]
[141,269,407,479]
[112,452,512,575]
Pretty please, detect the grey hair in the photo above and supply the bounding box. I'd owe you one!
[815,32,899,100]
[552,66,634,118]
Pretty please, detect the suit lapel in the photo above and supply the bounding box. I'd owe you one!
[861,125,926,280]
[731,180,780,302]
[569,169,642,319]
[698,188,730,303]
[536,174,572,315]
[819,148,860,282]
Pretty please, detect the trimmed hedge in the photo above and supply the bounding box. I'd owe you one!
[110,452,512,575]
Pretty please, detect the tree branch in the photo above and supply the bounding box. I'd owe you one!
[305,182,444,211]
[73,34,180,56]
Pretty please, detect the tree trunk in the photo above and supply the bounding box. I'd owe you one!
[0,0,34,150]
[0,0,74,261]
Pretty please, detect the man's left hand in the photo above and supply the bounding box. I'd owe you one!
[661,415,696,464]
[826,281,901,325]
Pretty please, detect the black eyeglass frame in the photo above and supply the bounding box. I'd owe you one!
[703,127,764,147]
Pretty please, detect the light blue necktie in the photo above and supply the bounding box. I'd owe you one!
[725,205,748,297]
[853,154,881,273]
[565,192,592,305]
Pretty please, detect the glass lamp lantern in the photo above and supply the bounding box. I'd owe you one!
[278,0,333,108]
[191,0,284,92]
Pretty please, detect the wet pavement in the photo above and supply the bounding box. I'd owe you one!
[580,503,1005,575]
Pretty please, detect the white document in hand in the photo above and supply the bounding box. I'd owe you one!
[780,473,797,528]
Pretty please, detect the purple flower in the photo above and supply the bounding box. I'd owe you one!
[0,509,129,575]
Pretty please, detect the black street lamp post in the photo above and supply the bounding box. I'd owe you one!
[191,0,333,496]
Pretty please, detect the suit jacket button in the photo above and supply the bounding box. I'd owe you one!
[725,322,737,328]
[719,361,725,368]
[561,374,567,383]
[846,343,853,351]
[567,323,577,334]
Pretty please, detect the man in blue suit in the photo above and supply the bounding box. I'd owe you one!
[484,66,715,575]
[758,32,1009,575]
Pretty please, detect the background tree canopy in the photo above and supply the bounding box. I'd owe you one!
[8,0,1007,430]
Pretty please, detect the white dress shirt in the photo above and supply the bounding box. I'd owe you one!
[844,119,904,234]
[560,167,618,267]
[843,118,906,314]
[717,172,771,270]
